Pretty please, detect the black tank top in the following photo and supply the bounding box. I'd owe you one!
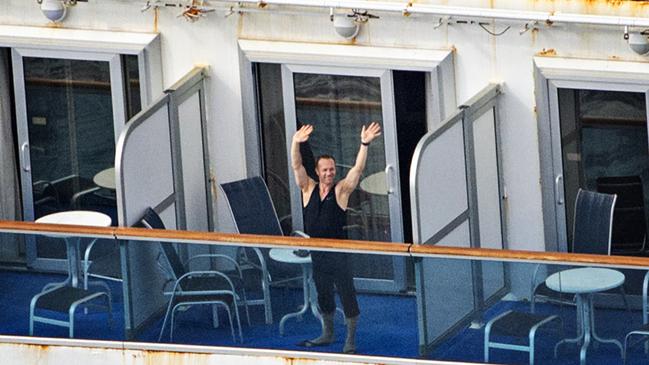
[303,183,346,239]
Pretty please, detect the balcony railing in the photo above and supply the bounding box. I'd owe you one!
[1,220,648,365]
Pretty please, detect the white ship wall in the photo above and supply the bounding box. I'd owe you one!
[2,0,649,254]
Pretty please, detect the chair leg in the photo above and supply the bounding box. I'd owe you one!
[170,303,189,343]
[241,289,251,326]
[263,275,272,324]
[620,286,631,312]
[484,314,496,363]
[158,295,176,342]
[223,305,235,342]
[68,303,76,338]
[170,306,177,342]
[233,300,243,343]
[212,304,219,328]
[624,333,630,365]
[106,292,113,328]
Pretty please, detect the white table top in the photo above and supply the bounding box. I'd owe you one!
[360,171,387,195]
[545,267,625,294]
[269,248,311,264]
[36,210,112,227]
[93,167,116,190]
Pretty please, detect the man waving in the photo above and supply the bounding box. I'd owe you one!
[291,122,382,354]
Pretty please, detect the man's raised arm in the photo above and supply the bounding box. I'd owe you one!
[291,124,314,191]
[338,122,382,194]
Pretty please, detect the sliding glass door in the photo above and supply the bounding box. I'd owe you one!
[12,49,137,270]
[546,81,649,254]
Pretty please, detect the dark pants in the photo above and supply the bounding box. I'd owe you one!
[311,252,360,318]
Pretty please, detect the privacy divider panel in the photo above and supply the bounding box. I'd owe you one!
[115,67,211,339]
[410,84,507,355]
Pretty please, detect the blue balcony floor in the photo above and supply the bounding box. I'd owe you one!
[1,269,648,364]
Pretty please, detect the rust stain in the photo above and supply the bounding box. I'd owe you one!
[236,8,244,38]
[153,7,159,33]
[537,48,557,57]
[531,27,538,45]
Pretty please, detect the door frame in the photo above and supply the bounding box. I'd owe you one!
[238,40,456,178]
[13,49,127,270]
[535,56,649,252]
[280,63,405,292]
[280,64,402,238]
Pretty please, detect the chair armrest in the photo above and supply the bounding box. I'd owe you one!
[185,254,244,278]
[172,270,237,296]
[530,264,544,299]
[291,230,310,238]
[82,238,101,266]
[71,187,101,208]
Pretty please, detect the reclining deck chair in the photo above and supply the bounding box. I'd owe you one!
[485,189,620,364]
[140,208,246,343]
[531,189,625,312]
[597,175,647,255]
[220,176,307,325]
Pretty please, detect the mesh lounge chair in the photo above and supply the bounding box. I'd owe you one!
[531,189,623,312]
[219,176,308,325]
[623,271,649,364]
[485,190,619,364]
[29,285,112,338]
[140,208,246,343]
[29,232,113,338]
[484,309,560,365]
[597,176,647,255]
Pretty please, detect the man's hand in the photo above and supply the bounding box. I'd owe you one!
[361,122,382,144]
[294,124,314,143]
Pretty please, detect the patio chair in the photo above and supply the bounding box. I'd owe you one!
[531,189,622,312]
[597,175,647,255]
[623,271,649,364]
[484,309,560,365]
[140,208,246,343]
[219,176,308,325]
[29,284,113,338]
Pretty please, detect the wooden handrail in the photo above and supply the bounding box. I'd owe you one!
[3,219,649,268]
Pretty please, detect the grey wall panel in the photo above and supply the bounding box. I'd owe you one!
[118,100,174,336]
[417,122,468,243]
[436,219,471,248]
[120,104,174,226]
[471,107,506,299]
[481,259,505,300]
[421,256,475,345]
[159,202,177,230]
[472,109,502,250]
[177,92,208,232]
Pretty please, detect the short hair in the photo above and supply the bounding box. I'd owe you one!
[315,154,336,168]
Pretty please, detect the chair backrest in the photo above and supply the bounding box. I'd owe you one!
[220,176,284,236]
[572,189,617,255]
[140,207,186,280]
[596,175,647,252]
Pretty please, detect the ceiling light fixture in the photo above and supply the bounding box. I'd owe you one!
[36,0,78,23]
[624,26,649,56]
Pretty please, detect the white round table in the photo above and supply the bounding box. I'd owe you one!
[36,210,112,288]
[269,248,319,336]
[359,171,387,195]
[93,167,116,190]
[546,267,625,364]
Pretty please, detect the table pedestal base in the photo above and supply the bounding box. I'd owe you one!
[279,263,320,336]
[554,294,623,365]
